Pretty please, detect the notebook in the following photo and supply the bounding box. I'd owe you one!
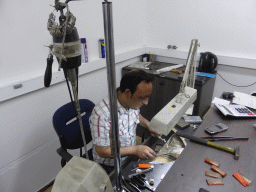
[215,103,256,117]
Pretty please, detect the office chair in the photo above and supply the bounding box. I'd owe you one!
[53,99,95,167]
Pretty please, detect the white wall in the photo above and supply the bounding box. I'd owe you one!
[0,0,146,86]
[146,0,256,103]
[1,0,256,191]
[213,64,256,99]
[145,0,256,62]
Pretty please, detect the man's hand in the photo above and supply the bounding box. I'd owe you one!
[95,144,156,160]
[136,145,156,160]
[139,113,160,136]
[148,127,159,136]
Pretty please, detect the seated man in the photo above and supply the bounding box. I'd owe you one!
[89,69,159,174]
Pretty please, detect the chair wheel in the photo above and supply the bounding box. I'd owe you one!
[61,158,66,167]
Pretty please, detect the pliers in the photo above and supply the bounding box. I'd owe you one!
[123,178,142,192]
[131,175,156,191]
[122,176,141,192]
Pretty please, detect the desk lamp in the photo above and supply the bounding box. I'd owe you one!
[149,39,200,135]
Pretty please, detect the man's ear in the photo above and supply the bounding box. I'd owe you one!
[124,89,132,98]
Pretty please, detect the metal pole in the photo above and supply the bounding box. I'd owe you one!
[102,2,122,191]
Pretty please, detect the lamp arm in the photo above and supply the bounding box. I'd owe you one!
[179,39,199,93]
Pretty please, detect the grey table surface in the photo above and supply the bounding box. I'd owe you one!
[155,107,256,192]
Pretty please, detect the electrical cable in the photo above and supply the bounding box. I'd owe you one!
[217,72,256,87]
[76,68,79,94]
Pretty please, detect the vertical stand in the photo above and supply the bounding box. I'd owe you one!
[102,1,122,191]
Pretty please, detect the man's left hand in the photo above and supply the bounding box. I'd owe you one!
[148,127,159,136]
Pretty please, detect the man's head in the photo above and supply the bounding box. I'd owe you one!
[119,69,154,110]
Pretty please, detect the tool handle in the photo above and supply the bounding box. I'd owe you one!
[138,164,153,169]
[44,55,53,87]
[176,132,235,154]
[202,136,248,139]
[223,137,248,140]
[210,138,249,141]
[207,141,235,154]
[202,136,232,138]
[176,132,208,144]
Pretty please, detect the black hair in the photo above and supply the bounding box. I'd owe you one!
[120,69,154,95]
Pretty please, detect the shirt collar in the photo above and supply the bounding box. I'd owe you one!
[116,87,139,115]
[117,99,128,116]
[117,99,140,116]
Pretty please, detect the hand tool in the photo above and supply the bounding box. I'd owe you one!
[138,164,154,169]
[151,132,166,143]
[131,175,156,191]
[128,181,141,192]
[131,166,139,171]
[123,178,142,192]
[120,176,133,192]
[176,132,240,160]
[201,136,249,141]
[128,167,153,178]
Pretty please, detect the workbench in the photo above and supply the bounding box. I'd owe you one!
[109,123,198,191]
[155,107,256,192]
[110,106,256,191]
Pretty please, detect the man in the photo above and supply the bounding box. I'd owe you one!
[89,69,158,173]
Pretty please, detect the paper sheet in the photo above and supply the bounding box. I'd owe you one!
[233,91,256,109]
[212,97,230,105]
[128,61,152,69]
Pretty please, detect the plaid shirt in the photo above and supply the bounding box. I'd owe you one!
[89,96,140,166]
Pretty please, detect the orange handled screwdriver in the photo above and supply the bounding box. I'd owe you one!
[138,164,154,169]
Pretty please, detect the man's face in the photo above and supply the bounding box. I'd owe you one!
[127,81,153,110]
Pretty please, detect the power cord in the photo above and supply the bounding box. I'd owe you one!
[217,72,256,87]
